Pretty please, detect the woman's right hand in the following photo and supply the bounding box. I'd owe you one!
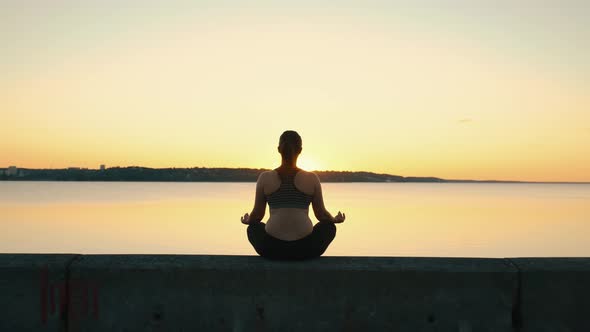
[333,211,346,223]
[240,213,250,225]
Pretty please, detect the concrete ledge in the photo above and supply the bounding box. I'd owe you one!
[0,254,79,331]
[69,255,516,331]
[511,258,590,332]
[2,255,589,331]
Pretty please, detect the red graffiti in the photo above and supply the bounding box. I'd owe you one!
[39,266,99,325]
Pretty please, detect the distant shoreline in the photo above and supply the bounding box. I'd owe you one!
[0,167,588,184]
[1,180,589,184]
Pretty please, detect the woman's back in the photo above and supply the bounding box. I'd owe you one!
[263,168,315,241]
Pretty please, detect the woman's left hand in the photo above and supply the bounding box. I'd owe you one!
[240,213,250,224]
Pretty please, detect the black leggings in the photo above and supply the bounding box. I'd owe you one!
[247,221,336,260]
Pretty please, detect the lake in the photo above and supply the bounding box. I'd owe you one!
[1,181,589,257]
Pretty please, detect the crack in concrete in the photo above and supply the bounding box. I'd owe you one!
[504,258,522,332]
[64,254,83,332]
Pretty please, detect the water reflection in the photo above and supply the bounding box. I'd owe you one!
[1,182,589,257]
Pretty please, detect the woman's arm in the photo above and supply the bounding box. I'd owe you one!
[242,172,267,224]
[311,173,345,223]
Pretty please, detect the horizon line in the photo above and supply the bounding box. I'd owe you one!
[1,165,589,185]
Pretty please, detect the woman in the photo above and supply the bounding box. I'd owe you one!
[240,130,346,260]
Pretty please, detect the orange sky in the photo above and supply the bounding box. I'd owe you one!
[1,2,589,182]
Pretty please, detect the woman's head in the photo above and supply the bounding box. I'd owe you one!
[278,130,302,162]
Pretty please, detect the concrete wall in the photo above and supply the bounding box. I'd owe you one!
[0,254,79,331]
[0,254,588,332]
[510,258,590,332]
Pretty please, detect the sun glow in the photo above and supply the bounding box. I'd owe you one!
[298,155,323,172]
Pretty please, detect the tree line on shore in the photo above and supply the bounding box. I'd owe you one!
[0,166,447,182]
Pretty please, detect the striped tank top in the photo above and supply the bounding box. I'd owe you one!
[266,168,313,209]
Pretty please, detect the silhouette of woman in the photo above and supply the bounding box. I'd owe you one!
[241,130,345,260]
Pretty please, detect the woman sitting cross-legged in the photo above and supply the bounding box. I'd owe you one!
[240,130,345,260]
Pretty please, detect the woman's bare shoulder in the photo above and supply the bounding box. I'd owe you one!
[298,169,320,183]
[258,170,276,180]
[259,170,281,188]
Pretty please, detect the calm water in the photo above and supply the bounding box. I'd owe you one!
[1,181,589,257]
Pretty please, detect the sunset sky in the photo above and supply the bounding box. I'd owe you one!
[1,1,589,182]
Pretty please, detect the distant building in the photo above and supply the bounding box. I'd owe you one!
[68,167,81,170]
[6,166,18,176]
[100,164,106,171]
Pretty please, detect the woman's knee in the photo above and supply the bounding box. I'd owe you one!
[247,221,265,236]
[315,221,336,239]
[247,222,266,248]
